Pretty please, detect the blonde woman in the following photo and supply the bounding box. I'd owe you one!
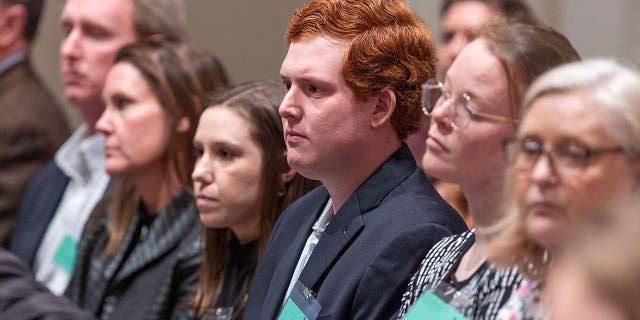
[397,22,579,319]
[491,59,640,319]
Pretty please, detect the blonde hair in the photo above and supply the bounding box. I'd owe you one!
[489,59,640,280]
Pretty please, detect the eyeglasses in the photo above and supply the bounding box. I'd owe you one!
[422,79,517,130]
[505,137,626,177]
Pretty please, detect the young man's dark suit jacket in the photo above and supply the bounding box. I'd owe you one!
[0,59,69,247]
[243,144,468,320]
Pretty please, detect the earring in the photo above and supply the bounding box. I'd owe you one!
[277,183,286,197]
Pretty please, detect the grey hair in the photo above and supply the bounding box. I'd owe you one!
[132,0,187,41]
[522,58,640,161]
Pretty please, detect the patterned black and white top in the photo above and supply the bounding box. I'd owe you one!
[397,230,523,319]
[496,280,546,320]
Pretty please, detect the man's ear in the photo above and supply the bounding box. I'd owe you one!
[370,89,396,129]
[0,5,27,48]
[176,116,191,133]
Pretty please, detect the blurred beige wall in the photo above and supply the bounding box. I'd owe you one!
[32,1,640,129]
[32,0,307,128]
[411,0,639,65]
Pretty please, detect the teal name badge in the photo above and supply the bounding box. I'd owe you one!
[53,235,78,274]
[278,281,321,320]
[403,291,467,320]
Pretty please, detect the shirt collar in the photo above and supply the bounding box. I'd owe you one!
[0,52,25,76]
[55,124,107,184]
[313,198,334,234]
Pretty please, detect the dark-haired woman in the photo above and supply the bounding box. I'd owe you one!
[66,40,227,319]
[185,81,319,319]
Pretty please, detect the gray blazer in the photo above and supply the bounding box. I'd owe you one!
[66,191,202,320]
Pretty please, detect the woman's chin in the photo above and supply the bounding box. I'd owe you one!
[198,212,227,229]
[525,212,565,252]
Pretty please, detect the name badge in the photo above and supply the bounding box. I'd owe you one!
[54,235,78,274]
[403,281,469,320]
[278,281,321,320]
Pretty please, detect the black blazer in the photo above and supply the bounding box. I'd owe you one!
[0,248,93,320]
[9,161,69,266]
[66,191,202,320]
[243,144,468,320]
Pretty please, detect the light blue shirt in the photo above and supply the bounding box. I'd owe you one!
[284,198,334,303]
[34,124,111,295]
[0,52,25,76]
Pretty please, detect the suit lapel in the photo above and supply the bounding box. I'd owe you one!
[80,218,137,315]
[299,144,416,291]
[113,192,195,283]
[262,191,328,319]
[26,165,69,265]
[299,197,364,291]
[262,145,416,317]
[0,58,28,92]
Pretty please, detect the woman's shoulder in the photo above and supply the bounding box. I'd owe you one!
[425,230,475,262]
[412,231,475,285]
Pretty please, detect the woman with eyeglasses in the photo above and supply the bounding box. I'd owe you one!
[489,59,640,319]
[395,22,579,319]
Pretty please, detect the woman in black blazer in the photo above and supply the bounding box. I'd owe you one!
[65,40,227,319]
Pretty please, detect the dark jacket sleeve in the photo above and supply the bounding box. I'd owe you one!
[351,223,453,320]
[9,161,69,266]
[0,248,94,320]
